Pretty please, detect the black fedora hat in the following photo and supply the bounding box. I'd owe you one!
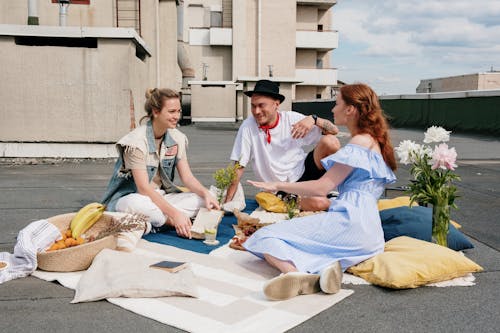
[244,80,285,103]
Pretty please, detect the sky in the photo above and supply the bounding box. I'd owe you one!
[331,0,500,95]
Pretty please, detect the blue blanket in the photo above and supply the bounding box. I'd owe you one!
[143,199,259,254]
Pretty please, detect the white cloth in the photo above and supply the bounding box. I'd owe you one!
[115,189,205,227]
[230,111,322,182]
[33,240,354,333]
[0,219,60,284]
[214,182,246,213]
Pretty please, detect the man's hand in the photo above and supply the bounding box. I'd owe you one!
[291,116,315,139]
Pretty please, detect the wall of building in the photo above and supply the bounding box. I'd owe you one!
[190,82,237,121]
[416,73,500,93]
[478,73,500,90]
[295,86,317,101]
[0,1,115,27]
[232,0,257,78]
[260,1,296,78]
[296,6,317,30]
[232,1,296,79]
[318,8,331,29]
[0,33,153,143]
[296,49,317,68]
[189,45,233,81]
[153,0,181,89]
[0,1,180,91]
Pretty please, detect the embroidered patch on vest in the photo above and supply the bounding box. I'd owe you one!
[166,145,178,157]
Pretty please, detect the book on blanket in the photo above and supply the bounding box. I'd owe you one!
[190,207,224,240]
[149,260,188,273]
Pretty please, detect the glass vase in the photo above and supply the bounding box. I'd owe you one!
[432,203,450,247]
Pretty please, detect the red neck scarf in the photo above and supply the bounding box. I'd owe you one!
[259,113,280,144]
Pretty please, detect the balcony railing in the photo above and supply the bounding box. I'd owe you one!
[189,27,232,46]
[297,0,337,9]
[296,67,337,86]
[296,30,338,51]
[209,27,232,45]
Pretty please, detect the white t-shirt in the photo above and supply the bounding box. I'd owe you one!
[230,111,322,182]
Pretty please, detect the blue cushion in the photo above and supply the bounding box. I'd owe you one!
[379,206,474,251]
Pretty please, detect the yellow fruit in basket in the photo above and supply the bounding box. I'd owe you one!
[70,202,104,231]
[70,202,106,238]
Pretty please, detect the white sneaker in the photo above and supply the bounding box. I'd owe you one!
[263,272,320,301]
[319,262,342,294]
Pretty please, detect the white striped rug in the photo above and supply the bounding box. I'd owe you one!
[33,239,354,333]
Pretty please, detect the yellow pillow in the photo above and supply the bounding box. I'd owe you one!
[377,196,417,211]
[255,192,287,213]
[347,236,483,289]
[378,196,461,228]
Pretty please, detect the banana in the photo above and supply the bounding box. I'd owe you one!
[70,202,104,231]
[70,203,106,238]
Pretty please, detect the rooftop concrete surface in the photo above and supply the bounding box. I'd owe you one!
[0,125,499,332]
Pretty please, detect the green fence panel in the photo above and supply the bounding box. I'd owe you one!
[294,95,500,136]
[381,96,500,136]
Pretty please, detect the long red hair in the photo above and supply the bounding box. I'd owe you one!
[340,84,397,171]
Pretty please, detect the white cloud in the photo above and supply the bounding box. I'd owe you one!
[376,76,401,83]
[332,0,500,94]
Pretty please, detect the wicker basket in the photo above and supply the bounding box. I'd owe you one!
[37,212,117,272]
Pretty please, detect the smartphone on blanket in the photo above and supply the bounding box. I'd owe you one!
[150,261,188,273]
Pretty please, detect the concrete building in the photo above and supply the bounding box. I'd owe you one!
[0,0,339,157]
[182,0,338,98]
[416,72,500,93]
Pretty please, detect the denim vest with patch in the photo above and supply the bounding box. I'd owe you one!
[101,120,181,211]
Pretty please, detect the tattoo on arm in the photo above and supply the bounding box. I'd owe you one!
[318,119,339,135]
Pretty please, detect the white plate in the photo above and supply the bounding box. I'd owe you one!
[203,240,220,246]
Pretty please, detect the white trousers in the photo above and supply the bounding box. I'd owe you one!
[115,189,205,228]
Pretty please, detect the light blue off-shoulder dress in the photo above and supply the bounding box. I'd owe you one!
[243,144,397,273]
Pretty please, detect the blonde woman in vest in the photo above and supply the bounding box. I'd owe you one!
[102,88,220,238]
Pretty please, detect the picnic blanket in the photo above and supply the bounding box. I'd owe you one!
[33,239,354,333]
[143,200,259,254]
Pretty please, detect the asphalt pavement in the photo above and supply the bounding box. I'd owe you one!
[0,124,499,333]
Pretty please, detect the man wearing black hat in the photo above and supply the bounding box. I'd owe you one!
[226,80,340,211]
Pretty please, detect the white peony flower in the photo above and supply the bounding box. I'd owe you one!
[395,140,418,165]
[423,126,451,143]
[413,143,432,160]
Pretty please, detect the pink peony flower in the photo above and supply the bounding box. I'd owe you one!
[430,143,458,170]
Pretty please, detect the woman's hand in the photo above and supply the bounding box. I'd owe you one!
[203,191,221,210]
[247,180,279,192]
[168,210,193,239]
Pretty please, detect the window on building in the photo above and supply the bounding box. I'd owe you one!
[211,11,222,27]
[189,4,207,28]
[316,58,323,69]
[317,24,323,31]
[316,94,322,99]
[116,0,141,36]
